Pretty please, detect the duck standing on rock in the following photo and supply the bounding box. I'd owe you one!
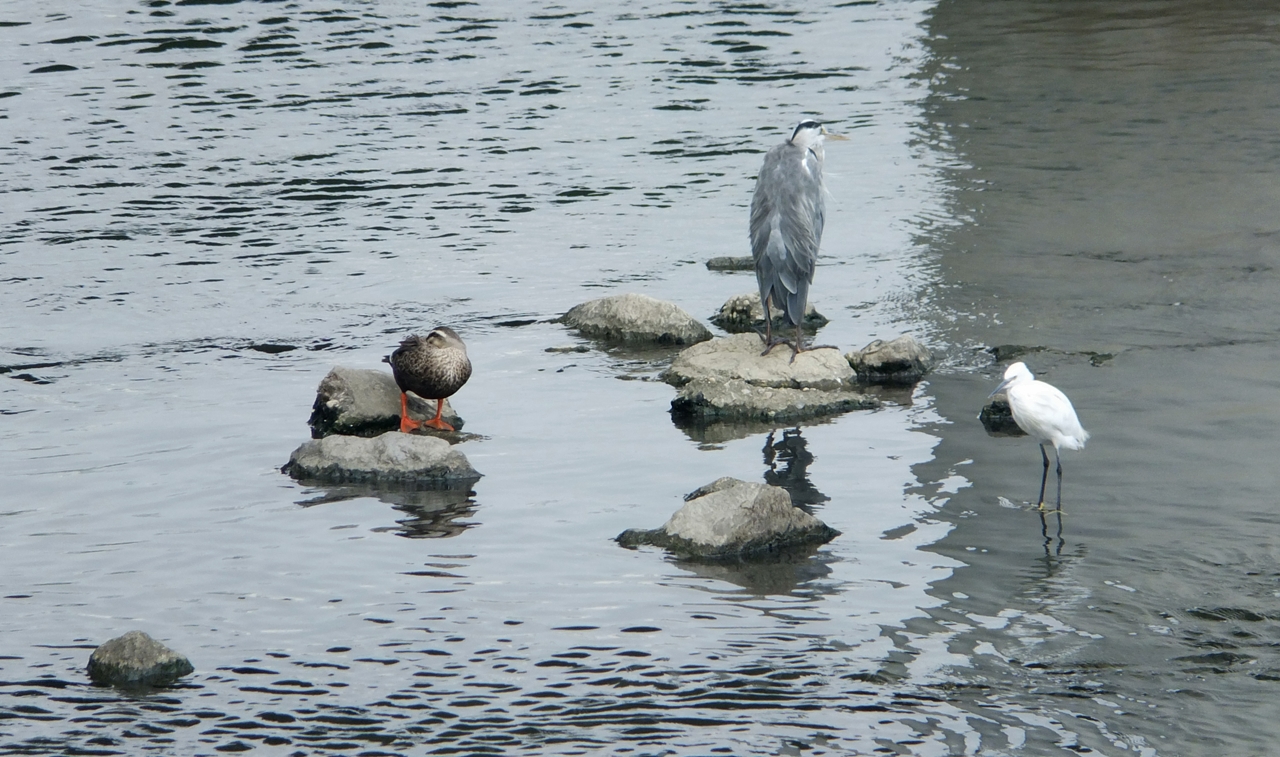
[384,327,472,433]
[749,119,846,360]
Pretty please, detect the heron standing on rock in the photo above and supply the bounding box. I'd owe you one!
[990,362,1090,513]
[385,327,472,433]
[749,119,846,360]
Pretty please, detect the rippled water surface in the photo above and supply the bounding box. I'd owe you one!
[3,0,1279,755]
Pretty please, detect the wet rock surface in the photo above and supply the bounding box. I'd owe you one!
[663,333,878,424]
[308,366,462,439]
[616,477,838,561]
[561,293,711,346]
[979,397,1026,437]
[283,432,481,487]
[87,630,194,689]
[709,292,829,335]
[846,335,934,385]
[704,255,754,271]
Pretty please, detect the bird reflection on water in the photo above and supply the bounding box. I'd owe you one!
[762,428,829,513]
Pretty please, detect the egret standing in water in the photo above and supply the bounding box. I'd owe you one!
[990,362,1090,513]
[384,327,472,433]
[749,119,846,360]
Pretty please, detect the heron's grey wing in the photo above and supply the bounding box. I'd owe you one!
[749,144,824,327]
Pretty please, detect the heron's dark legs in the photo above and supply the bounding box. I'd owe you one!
[787,322,805,363]
[759,294,789,356]
[398,392,422,433]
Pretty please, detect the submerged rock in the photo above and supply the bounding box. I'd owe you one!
[663,333,877,423]
[283,432,481,487]
[87,630,193,689]
[561,293,711,346]
[846,336,934,385]
[308,366,462,439]
[705,255,755,271]
[616,477,838,561]
[709,292,828,335]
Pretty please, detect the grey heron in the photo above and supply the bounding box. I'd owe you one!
[749,119,846,359]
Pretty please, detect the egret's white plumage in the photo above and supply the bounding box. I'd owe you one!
[990,362,1089,511]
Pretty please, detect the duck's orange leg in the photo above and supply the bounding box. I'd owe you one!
[422,398,455,431]
[398,392,423,433]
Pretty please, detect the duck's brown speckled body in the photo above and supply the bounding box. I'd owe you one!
[384,327,472,432]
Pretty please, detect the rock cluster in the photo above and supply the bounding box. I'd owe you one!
[288,367,478,488]
[87,630,193,689]
[617,477,838,561]
[560,293,711,346]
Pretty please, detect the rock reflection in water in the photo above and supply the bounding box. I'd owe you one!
[296,484,477,539]
[675,551,836,596]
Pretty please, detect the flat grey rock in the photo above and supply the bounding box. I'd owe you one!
[617,477,838,561]
[662,334,877,423]
[705,255,755,271]
[709,291,828,335]
[308,366,462,438]
[846,336,934,385]
[87,630,193,689]
[283,432,480,487]
[664,333,853,390]
[561,293,711,346]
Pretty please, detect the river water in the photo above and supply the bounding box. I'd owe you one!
[2,1,1277,755]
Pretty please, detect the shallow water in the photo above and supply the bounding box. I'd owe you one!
[2,0,1278,755]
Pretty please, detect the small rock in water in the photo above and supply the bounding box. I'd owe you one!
[710,291,828,334]
[560,293,711,346]
[308,366,462,438]
[87,630,194,689]
[846,335,934,385]
[704,255,755,271]
[979,397,1027,437]
[616,477,838,561]
[662,333,877,424]
[282,432,481,487]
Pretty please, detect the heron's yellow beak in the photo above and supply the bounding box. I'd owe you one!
[824,131,850,142]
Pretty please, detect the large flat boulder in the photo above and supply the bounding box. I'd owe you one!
[283,432,480,487]
[87,630,193,689]
[561,293,711,346]
[308,366,462,438]
[617,477,838,561]
[709,291,828,335]
[662,333,877,423]
[846,335,934,385]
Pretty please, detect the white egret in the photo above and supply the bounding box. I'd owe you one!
[990,362,1089,512]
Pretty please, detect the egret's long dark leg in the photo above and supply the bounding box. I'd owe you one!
[1035,443,1050,510]
[1054,447,1064,511]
